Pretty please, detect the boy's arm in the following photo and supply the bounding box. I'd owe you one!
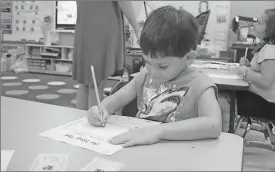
[157,87,222,140]
[100,76,139,115]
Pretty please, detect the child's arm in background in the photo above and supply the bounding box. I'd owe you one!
[158,87,222,140]
[100,76,138,115]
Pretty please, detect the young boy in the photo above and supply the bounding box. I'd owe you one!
[87,6,222,148]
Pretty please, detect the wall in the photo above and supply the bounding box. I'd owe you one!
[4,1,275,49]
[57,1,275,49]
[227,1,275,49]
[58,32,74,46]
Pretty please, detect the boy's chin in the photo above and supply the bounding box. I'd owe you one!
[150,78,170,85]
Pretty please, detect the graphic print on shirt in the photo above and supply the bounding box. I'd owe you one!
[137,85,189,122]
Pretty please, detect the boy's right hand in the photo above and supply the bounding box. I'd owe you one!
[87,105,109,127]
[239,57,250,67]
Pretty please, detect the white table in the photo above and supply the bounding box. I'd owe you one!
[1,97,244,171]
[130,68,249,89]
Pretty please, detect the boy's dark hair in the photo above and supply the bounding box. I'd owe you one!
[140,6,199,59]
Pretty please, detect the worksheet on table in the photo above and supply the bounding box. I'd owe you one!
[40,116,160,155]
[207,73,242,80]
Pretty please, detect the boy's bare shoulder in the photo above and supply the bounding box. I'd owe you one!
[175,68,213,85]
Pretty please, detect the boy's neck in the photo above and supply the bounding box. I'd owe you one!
[167,66,193,83]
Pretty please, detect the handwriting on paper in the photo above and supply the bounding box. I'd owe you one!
[64,133,100,146]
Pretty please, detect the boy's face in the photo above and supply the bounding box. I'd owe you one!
[143,52,194,84]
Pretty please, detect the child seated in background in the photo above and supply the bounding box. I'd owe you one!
[236,8,275,121]
[87,6,222,148]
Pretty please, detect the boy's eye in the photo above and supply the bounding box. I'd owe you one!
[159,65,168,69]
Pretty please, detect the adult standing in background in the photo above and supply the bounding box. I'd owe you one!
[73,1,141,110]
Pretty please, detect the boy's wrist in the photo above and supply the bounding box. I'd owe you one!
[100,100,113,115]
[155,124,166,140]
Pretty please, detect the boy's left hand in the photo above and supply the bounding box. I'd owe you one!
[109,127,162,148]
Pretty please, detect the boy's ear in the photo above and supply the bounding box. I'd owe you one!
[184,50,196,65]
[185,50,197,60]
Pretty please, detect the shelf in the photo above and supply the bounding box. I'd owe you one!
[26,44,74,49]
[1,21,12,24]
[2,28,12,31]
[29,69,72,76]
[53,58,72,62]
[25,43,74,77]
[127,52,143,57]
[27,56,72,62]
[55,29,75,33]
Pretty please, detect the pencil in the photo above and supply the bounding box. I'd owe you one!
[244,48,248,59]
[90,65,105,127]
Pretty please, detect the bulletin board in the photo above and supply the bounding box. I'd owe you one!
[3,1,58,43]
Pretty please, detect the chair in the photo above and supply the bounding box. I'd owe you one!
[230,16,258,42]
[234,91,275,152]
[109,64,132,79]
[109,81,138,117]
[195,10,211,45]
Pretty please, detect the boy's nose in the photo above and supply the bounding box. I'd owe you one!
[145,65,160,79]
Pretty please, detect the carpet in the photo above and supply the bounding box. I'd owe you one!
[1,72,117,108]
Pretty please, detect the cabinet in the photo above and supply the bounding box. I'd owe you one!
[25,44,73,76]
[0,1,12,34]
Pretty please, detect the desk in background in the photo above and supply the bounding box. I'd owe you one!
[1,97,244,171]
[199,68,249,133]
[125,49,234,74]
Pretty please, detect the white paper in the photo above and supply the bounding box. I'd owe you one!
[40,116,160,155]
[192,61,239,70]
[1,150,15,171]
[81,157,124,171]
[29,154,69,171]
[207,73,242,80]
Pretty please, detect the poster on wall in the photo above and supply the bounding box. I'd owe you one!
[213,2,231,52]
[3,1,58,43]
[216,3,229,24]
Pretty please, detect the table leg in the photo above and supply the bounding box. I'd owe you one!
[229,91,236,133]
[233,49,237,63]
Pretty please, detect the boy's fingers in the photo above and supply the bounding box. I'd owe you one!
[88,116,104,127]
[98,105,109,124]
[97,106,105,121]
[93,120,104,127]
[122,139,139,148]
[109,133,130,145]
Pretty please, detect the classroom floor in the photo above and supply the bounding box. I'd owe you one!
[0,72,118,108]
[1,72,275,171]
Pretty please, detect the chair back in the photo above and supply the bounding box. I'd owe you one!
[109,81,138,117]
